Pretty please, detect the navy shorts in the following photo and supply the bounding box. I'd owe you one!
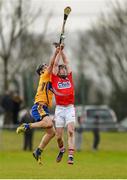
[31,103,49,122]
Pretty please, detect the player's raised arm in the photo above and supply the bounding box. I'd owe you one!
[61,49,71,74]
[52,46,62,75]
[47,47,60,74]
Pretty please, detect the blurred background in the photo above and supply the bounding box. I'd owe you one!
[0,0,127,152]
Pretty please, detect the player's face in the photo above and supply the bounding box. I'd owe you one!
[58,67,67,77]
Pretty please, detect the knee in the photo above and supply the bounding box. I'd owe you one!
[46,121,53,128]
[56,133,62,141]
[47,127,55,138]
[57,136,62,142]
[51,129,55,138]
[48,131,55,139]
[67,123,75,136]
[68,129,74,137]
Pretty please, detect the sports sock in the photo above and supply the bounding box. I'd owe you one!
[68,148,74,157]
[28,123,32,129]
[36,148,42,155]
[60,146,65,153]
[24,123,30,130]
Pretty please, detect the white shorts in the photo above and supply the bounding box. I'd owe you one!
[54,105,76,128]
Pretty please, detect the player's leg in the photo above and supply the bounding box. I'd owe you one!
[33,124,55,164]
[16,104,55,164]
[30,116,53,129]
[16,104,52,133]
[55,106,65,162]
[16,116,53,134]
[67,122,75,164]
[39,126,55,149]
[32,116,55,164]
[65,105,76,164]
[56,127,65,162]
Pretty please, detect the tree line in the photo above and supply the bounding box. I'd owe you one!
[0,0,127,121]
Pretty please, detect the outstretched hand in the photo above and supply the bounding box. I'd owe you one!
[53,42,64,49]
[54,43,64,55]
[60,43,64,50]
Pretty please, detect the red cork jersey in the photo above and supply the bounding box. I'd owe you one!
[51,72,75,105]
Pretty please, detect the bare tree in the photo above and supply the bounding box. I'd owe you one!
[74,0,127,119]
[0,0,51,92]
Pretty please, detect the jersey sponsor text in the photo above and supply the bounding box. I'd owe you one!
[57,81,71,89]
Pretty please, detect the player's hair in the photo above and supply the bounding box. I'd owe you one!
[58,64,66,69]
[36,64,47,75]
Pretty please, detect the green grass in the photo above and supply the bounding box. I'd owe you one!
[1,130,127,178]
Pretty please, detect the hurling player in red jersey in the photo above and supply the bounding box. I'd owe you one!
[51,44,75,165]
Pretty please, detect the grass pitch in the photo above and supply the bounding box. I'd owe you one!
[0,130,127,178]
